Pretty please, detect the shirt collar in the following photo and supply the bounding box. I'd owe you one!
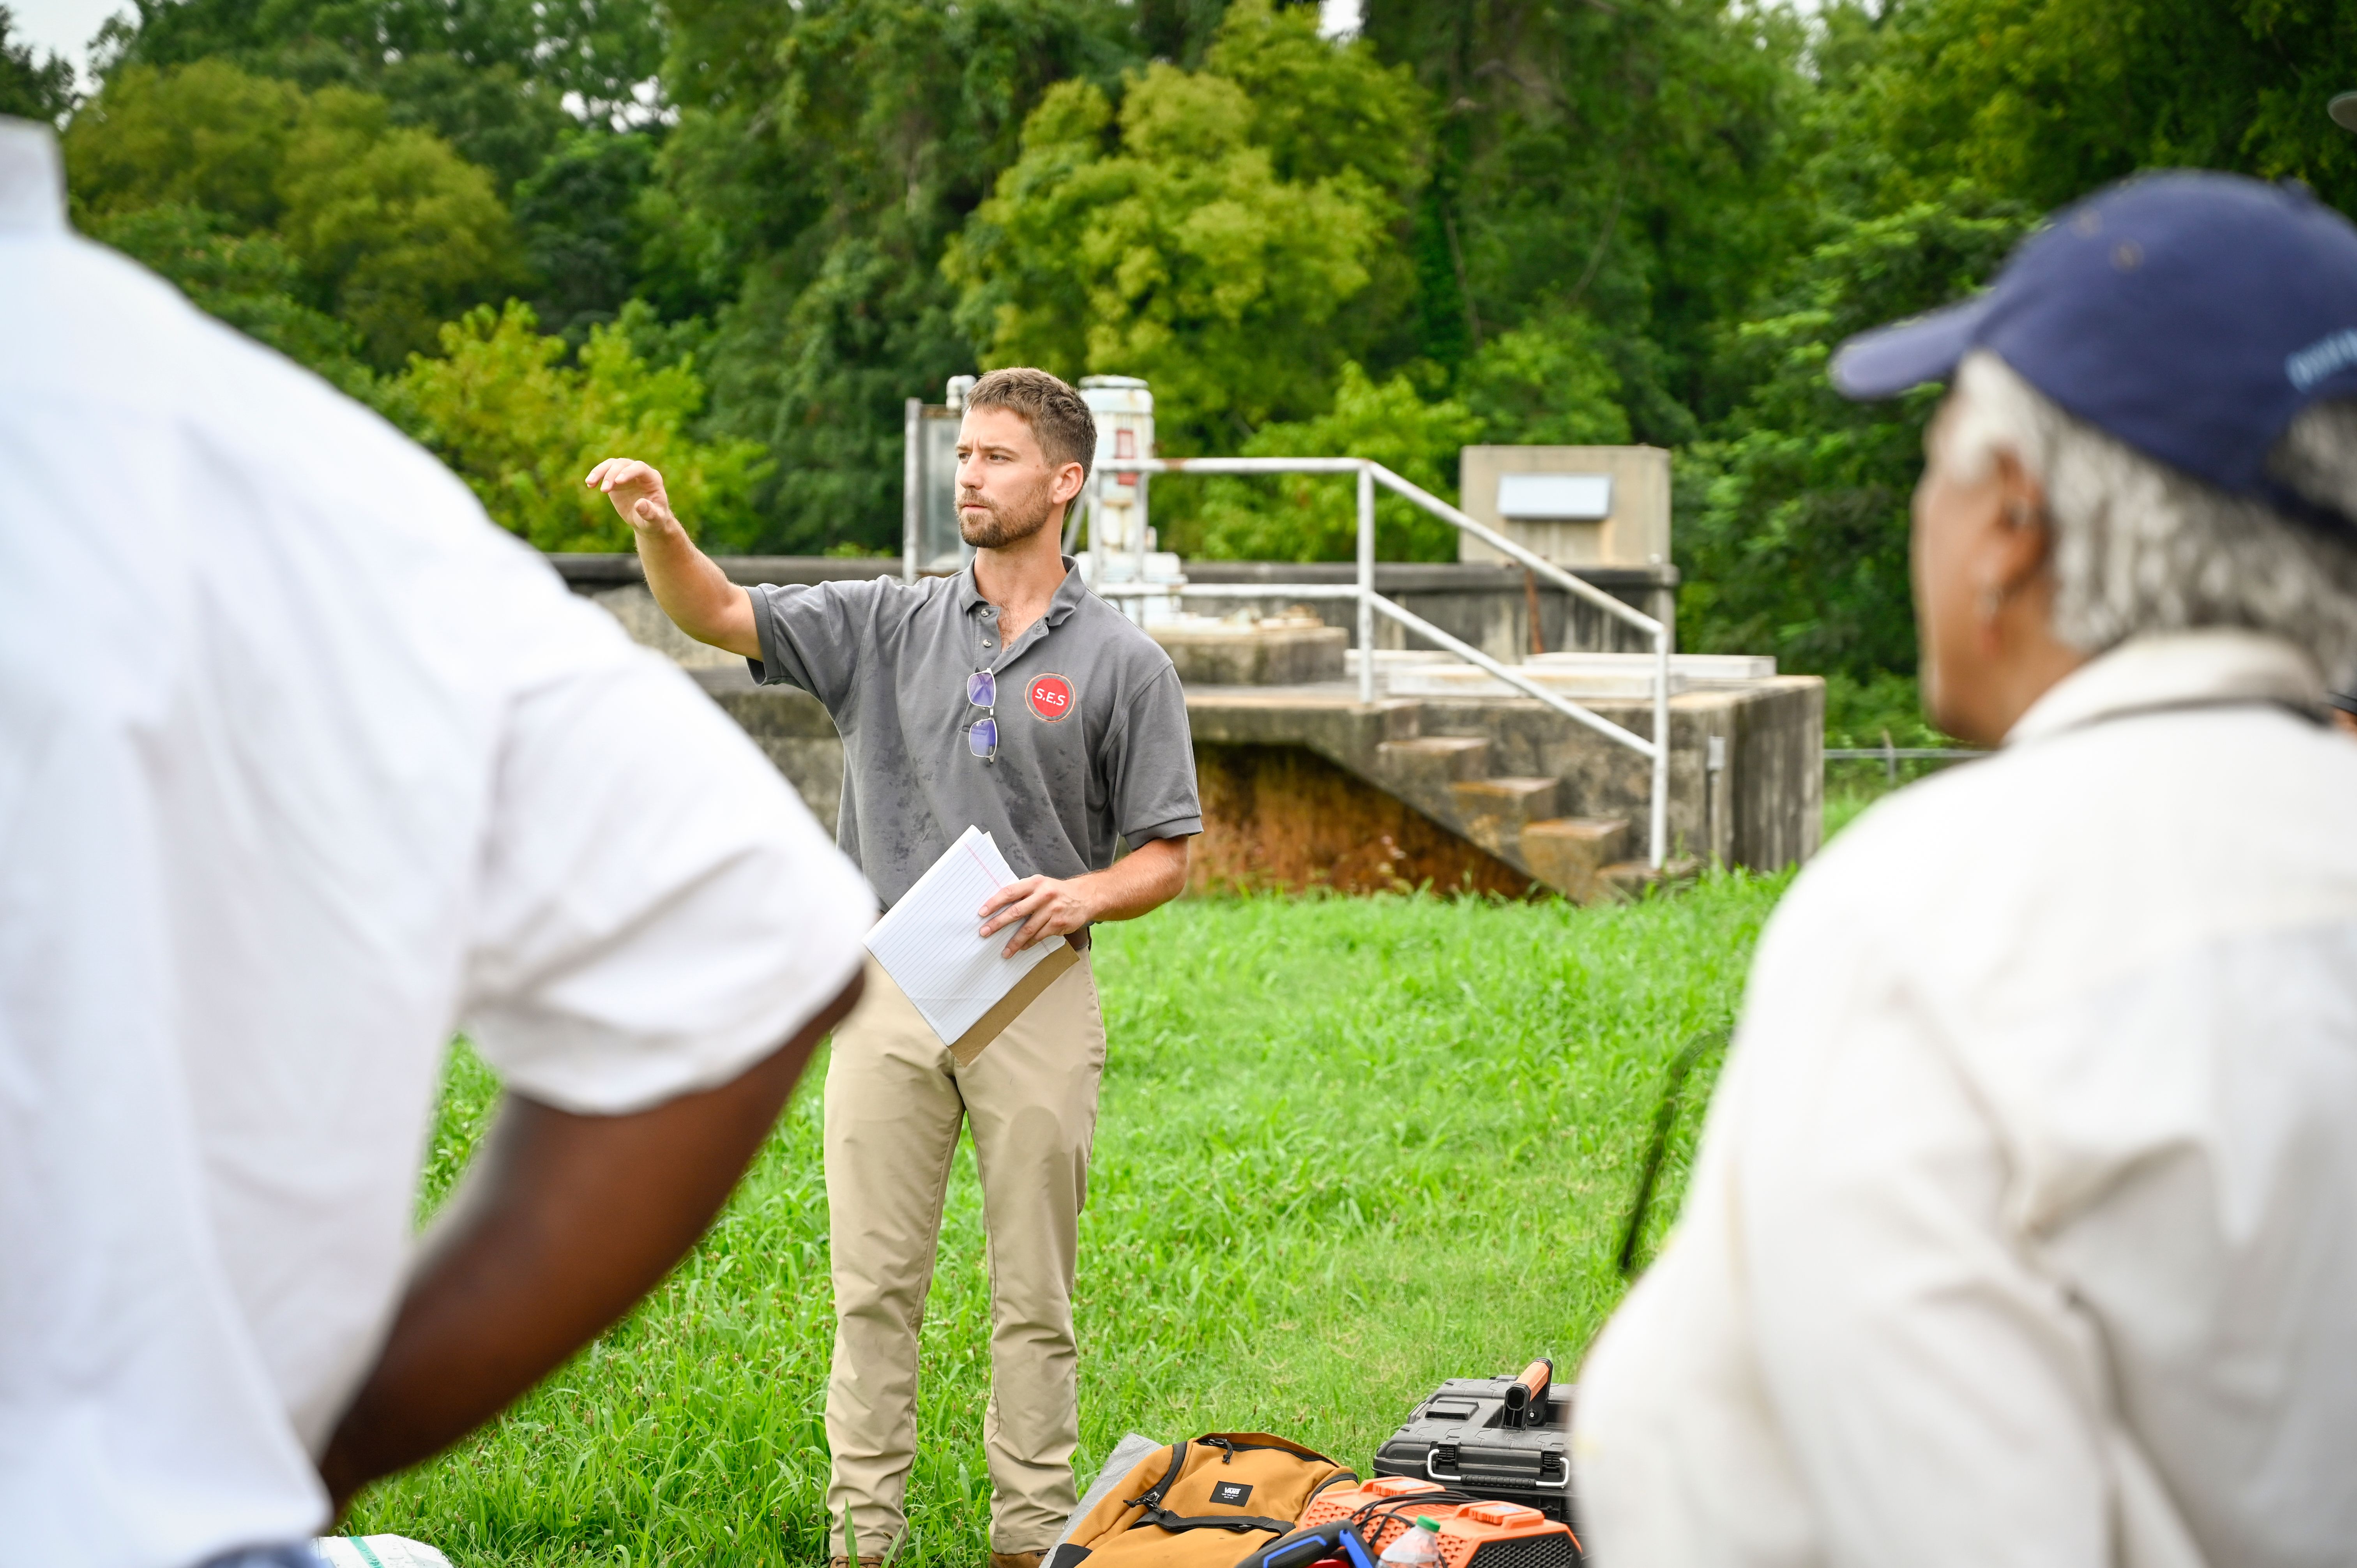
[2007,629,2325,745]
[0,120,67,237]
[957,555,1089,627]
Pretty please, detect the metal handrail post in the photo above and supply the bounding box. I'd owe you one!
[1356,461,1376,704]
[1650,627,1670,869]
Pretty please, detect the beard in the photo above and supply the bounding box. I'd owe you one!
[958,475,1059,548]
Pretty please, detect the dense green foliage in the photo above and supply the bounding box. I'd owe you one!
[0,6,72,120]
[23,0,2357,676]
[348,881,1770,1561]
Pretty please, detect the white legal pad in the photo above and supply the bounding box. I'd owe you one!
[864,826,1078,1064]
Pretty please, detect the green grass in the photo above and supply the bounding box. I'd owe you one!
[348,875,1791,1564]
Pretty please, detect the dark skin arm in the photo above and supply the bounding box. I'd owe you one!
[317,969,864,1511]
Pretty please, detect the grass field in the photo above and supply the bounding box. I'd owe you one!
[346,872,1793,1564]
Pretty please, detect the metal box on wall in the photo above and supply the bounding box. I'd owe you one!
[1457,445,1671,569]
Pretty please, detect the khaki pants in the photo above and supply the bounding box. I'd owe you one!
[823,952,1106,1557]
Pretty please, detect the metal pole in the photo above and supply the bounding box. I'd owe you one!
[1357,462,1376,704]
[901,397,922,583]
[1650,625,1670,869]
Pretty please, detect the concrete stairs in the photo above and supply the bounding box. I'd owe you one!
[1373,730,1696,904]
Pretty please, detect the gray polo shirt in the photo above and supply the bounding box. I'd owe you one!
[746,558,1202,909]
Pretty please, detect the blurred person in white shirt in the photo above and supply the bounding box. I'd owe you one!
[0,118,876,1567]
[1573,172,2357,1568]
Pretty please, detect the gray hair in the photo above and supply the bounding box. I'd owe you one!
[1941,351,2357,684]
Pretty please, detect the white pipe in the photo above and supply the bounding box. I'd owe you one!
[1357,464,1376,704]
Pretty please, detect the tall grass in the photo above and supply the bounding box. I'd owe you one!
[350,874,1789,1564]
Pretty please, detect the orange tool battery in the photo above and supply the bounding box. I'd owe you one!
[1300,1477,1463,1554]
[1430,1500,1580,1568]
[1300,1476,1581,1568]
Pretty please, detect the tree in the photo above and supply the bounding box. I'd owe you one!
[1184,362,1481,562]
[1677,195,2029,681]
[65,60,523,367]
[947,0,1429,455]
[1857,0,2357,218]
[99,0,664,126]
[392,299,769,551]
[1359,0,1813,441]
[661,0,1140,553]
[274,86,521,364]
[0,6,75,123]
[1459,309,1631,449]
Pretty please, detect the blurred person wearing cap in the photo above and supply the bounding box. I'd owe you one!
[1573,171,2357,1568]
[0,118,877,1566]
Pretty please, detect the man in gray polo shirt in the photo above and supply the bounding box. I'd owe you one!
[588,366,1200,1568]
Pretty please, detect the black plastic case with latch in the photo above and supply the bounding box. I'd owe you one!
[1370,1377,1582,1534]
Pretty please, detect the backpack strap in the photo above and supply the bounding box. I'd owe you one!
[1126,1439,1188,1518]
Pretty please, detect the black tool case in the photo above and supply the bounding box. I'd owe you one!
[1371,1377,1582,1534]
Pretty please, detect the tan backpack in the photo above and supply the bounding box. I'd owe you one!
[1046,1434,1359,1568]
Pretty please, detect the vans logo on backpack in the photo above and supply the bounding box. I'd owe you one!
[1210,1482,1253,1507]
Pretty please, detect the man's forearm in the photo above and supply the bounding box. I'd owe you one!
[1080,835,1191,922]
[635,519,758,658]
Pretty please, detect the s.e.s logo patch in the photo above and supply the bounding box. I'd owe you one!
[1209,1481,1254,1507]
[1027,673,1076,722]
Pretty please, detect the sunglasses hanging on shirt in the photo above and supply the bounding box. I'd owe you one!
[966,669,998,763]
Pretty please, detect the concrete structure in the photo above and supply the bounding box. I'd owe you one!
[554,555,1821,902]
[1150,612,1346,686]
[1458,445,1673,572]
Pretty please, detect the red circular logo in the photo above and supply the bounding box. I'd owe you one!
[1027,674,1076,722]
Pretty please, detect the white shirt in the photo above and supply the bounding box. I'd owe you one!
[1573,629,2357,1568]
[0,122,876,1566]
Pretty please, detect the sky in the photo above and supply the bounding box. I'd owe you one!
[10,0,124,87]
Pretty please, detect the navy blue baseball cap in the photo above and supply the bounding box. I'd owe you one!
[1830,171,2357,535]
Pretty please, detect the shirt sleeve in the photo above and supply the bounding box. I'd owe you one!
[1104,664,1202,847]
[746,578,881,709]
[458,641,876,1115]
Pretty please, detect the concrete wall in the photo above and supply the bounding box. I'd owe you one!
[1456,445,1673,569]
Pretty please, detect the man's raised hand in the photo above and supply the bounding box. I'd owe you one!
[586,459,677,534]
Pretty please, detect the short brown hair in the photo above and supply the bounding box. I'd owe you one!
[966,367,1097,481]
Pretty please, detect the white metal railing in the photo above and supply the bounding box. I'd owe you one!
[1085,456,1672,870]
